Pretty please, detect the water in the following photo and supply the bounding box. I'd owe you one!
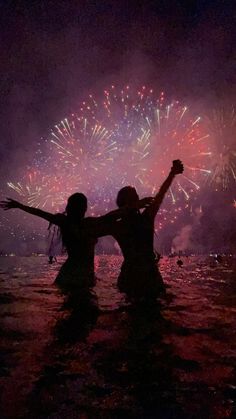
[0,256,235,418]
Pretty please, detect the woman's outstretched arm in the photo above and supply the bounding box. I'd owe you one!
[144,159,184,219]
[0,198,56,224]
[83,198,154,237]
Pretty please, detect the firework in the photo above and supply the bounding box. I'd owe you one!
[8,86,212,230]
[207,106,236,190]
[68,87,211,206]
[86,87,211,229]
[8,171,67,210]
[50,118,117,169]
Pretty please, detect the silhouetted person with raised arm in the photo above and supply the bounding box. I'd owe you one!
[108,160,184,300]
[0,192,152,290]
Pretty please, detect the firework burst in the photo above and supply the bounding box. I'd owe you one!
[207,105,236,190]
[50,117,117,170]
[7,171,67,210]
[8,86,212,230]
[77,86,211,200]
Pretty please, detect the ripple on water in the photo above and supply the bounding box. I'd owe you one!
[0,255,235,418]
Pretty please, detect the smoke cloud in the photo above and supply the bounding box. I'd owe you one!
[0,1,235,254]
[172,207,203,253]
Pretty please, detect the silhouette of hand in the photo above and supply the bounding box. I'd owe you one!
[138,197,154,208]
[0,198,21,210]
[171,160,184,175]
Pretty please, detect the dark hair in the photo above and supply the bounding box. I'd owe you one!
[66,193,87,219]
[47,193,88,255]
[116,186,138,208]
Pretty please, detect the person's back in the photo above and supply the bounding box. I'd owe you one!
[54,214,97,287]
[112,209,155,265]
[110,206,163,299]
[110,160,184,299]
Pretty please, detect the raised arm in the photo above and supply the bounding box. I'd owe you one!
[82,198,154,237]
[0,198,56,224]
[144,160,184,219]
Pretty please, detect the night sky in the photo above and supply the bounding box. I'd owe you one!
[0,0,235,253]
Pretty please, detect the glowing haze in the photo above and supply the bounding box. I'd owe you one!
[8,86,212,225]
[2,87,235,254]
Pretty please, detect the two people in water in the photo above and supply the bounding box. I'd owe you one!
[1,159,184,299]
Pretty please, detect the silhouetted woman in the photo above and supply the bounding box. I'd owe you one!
[0,192,151,290]
[108,160,184,300]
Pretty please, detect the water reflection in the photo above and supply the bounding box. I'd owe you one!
[91,301,184,418]
[27,297,184,418]
[0,256,235,418]
[54,286,99,344]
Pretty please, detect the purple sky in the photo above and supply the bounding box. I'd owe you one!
[0,0,235,253]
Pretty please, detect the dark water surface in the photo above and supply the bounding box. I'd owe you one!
[0,256,235,418]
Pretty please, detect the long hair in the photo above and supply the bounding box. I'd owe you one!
[48,193,88,255]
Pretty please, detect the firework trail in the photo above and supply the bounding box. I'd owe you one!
[8,86,212,230]
[8,171,67,209]
[207,105,236,190]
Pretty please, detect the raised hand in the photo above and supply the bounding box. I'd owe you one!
[171,159,184,175]
[0,198,22,210]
